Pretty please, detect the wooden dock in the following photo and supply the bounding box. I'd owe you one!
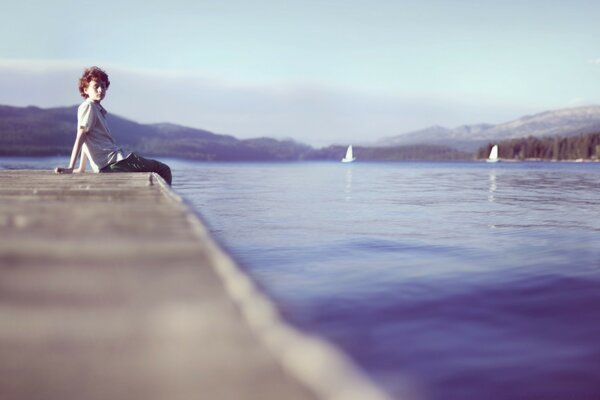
[0,171,389,400]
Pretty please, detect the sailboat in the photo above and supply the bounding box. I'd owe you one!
[486,144,499,163]
[341,145,356,163]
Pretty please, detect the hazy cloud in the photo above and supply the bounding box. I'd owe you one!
[0,59,534,146]
[567,98,589,107]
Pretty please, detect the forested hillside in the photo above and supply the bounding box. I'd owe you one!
[477,133,600,161]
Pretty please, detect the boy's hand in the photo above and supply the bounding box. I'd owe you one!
[54,167,73,174]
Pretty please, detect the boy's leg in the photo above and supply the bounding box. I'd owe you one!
[101,153,172,185]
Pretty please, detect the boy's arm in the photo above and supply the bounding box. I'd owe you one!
[55,127,86,174]
[74,151,87,173]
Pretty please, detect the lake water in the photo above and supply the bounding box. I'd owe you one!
[3,157,600,400]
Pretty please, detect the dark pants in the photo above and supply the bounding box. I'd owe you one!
[100,153,172,185]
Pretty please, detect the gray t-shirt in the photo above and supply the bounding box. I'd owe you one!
[78,99,125,172]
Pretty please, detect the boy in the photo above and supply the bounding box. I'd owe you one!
[55,66,172,185]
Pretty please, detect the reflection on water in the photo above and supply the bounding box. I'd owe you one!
[344,166,353,201]
[488,169,497,201]
[488,169,498,229]
[488,169,497,228]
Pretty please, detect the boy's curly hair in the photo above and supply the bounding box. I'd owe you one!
[78,66,110,98]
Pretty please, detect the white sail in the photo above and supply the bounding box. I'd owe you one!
[341,145,356,163]
[345,145,353,160]
[487,144,499,163]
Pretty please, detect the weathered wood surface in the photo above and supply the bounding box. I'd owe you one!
[0,171,390,400]
[0,171,317,400]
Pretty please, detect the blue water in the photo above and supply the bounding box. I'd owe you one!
[4,157,600,400]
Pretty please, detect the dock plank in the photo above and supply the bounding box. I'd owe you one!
[0,171,317,400]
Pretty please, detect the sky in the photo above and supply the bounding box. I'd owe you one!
[2,0,600,146]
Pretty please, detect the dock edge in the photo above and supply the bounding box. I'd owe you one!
[152,173,392,400]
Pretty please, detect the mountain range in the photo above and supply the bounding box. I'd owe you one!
[376,105,600,151]
[0,105,311,161]
[2,103,600,160]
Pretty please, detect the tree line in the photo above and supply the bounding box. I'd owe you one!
[307,144,470,161]
[477,132,600,161]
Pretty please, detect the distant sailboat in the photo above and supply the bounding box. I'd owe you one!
[341,145,356,163]
[487,144,499,163]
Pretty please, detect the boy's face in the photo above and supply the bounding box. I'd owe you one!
[84,79,107,102]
